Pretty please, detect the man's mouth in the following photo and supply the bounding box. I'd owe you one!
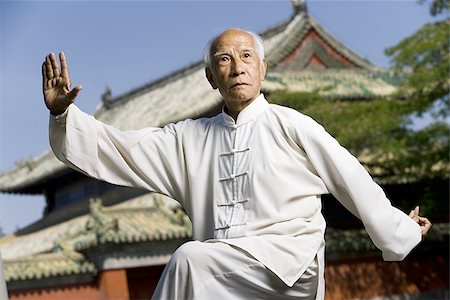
[231,83,248,88]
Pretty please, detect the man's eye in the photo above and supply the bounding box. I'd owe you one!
[219,57,229,62]
[243,53,251,58]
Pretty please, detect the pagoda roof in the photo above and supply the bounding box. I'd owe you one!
[0,6,399,194]
[264,70,398,99]
[266,13,376,70]
[2,193,191,286]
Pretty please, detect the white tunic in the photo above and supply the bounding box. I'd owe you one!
[50,94,421,294]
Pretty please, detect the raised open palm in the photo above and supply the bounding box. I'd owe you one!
[42,52,82,115]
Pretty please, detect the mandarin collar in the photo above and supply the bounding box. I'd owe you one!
[222,94,269,127]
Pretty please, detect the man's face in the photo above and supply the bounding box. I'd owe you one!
[206,29,266,104]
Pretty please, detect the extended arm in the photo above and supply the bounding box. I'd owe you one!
[292,114,430,260]
[49,107,186,201]
[45,52,187,202]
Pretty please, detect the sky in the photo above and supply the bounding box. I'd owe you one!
[0,0,443,235]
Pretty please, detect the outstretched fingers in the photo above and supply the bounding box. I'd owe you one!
[44,52,62,79]
[51,53,60,78]
[45,55,54,80]
[60,52,70,82]
[50,52,62,78]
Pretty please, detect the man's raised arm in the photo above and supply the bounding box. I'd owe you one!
[42,52,82,115]
[43,52,187,202]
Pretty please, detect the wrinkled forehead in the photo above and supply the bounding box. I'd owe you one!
[212,29,257,54]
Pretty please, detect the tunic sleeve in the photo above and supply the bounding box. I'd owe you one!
[289,112,421,261]
[49,104,186,202]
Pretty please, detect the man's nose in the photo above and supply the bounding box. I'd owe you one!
[231,60,245,76]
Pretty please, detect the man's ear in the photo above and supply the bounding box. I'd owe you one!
[205,67,218,89]
[260,59,267,81]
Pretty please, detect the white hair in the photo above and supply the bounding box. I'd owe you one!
[203,28,265,68]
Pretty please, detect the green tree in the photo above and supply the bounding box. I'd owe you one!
[385,0,449,118]
[420,0,449,16]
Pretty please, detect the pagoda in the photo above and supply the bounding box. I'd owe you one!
[0,1,447,299]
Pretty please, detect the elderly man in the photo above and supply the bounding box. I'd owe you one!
[43,28,431,299]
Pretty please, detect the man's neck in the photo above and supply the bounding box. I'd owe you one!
[224,96,259,121]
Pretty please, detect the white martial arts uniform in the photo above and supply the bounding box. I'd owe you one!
[50,94,421,299]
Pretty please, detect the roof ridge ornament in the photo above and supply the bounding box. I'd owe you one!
[86,197,118,235]
[291,0,308,15]
[102,85,112,108]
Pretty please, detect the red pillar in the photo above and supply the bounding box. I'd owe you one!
[99,269,129,300]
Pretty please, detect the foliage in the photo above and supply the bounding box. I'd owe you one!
[268,91,449,185]
[385,5,449,118]
[419,0,450,16]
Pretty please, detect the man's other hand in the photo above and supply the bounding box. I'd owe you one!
[409,206,432,236]
[42,52,82,115]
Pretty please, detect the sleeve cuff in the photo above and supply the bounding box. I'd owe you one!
[382,221,422,261]
[51,106,70,126]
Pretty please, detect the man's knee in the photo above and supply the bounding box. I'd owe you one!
[169,241,207,269]
[153,242,207,299]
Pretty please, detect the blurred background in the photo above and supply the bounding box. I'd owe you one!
[0,0,448,299]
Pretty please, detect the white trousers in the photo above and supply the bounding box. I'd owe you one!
[152,241,318,300]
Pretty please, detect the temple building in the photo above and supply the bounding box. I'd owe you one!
[0,2,448,299]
